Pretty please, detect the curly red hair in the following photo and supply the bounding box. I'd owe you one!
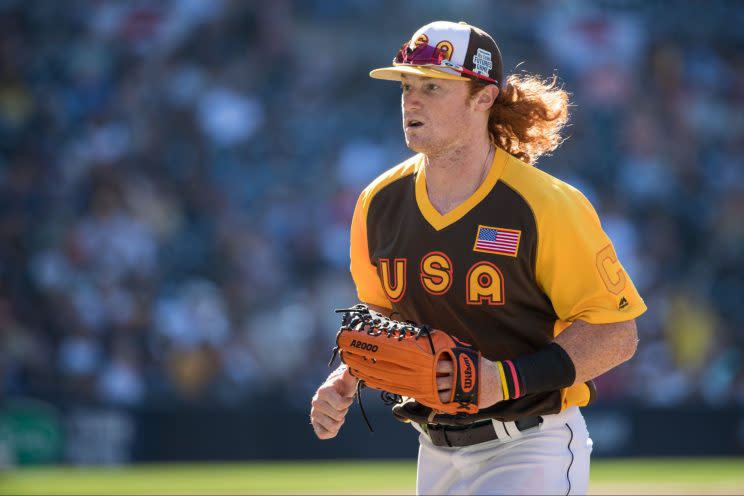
[470,74,570,165]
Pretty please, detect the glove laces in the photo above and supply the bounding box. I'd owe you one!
[330,304,436,362]
[353,382,404,433]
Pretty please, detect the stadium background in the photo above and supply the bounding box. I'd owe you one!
[1,0,743,492]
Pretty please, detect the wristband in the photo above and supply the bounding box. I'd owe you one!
[495,343,576,399]
[512,342,576,396]
[494,359,522,400]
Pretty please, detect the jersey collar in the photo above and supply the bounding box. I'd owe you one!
[415,146,508,231]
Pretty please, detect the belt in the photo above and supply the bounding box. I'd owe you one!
[421,416,542,447]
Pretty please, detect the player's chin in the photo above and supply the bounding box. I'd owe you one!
[403,133,431,154]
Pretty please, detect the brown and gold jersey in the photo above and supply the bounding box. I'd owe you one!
[349,147,647,420]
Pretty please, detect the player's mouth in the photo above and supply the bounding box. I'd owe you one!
[406,119,424,129]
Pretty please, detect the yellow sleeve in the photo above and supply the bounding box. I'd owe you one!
[536,187,646,324]
[349,188,392,310]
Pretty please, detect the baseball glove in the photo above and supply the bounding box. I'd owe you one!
[330,304,481,416]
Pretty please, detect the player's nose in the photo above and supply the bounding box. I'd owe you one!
[401,91,423,112]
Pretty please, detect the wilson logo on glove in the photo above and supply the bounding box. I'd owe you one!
[459,354,475,393]
[330,304,481,421]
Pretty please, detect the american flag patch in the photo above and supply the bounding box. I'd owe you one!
[473,225,521,257]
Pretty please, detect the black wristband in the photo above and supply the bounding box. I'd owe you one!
[512,342,576,396]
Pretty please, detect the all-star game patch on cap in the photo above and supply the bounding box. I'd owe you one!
[370,21,503,86]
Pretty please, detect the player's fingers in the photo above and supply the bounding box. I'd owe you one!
[329,392,354,411]
[315,387,354,411]
[312,398,349,422]
[311,420,337,440]
[313,424,331,439]
[437,375,453,390]
[438,389,451,403]
[312,410,345,435]
[437,359,454,375]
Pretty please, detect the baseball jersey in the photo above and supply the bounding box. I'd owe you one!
[349,146,647,421]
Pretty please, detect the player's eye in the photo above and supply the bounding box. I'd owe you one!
[401,83,411,92]
[425,83,439,92]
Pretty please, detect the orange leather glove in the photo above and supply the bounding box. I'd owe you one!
[332,304,481,415]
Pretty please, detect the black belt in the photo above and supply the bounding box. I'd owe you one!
[421,416,542,447]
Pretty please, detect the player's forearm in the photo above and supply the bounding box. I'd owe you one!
[554,318,638,384]
[480,318,638,406]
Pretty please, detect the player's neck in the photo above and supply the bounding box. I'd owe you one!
[424,138,494,216]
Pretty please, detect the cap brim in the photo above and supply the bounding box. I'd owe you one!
[369,65,469,82]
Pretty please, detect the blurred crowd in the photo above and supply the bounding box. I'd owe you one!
[1,0,743,409]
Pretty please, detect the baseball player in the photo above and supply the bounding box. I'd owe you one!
[310,21,646,495]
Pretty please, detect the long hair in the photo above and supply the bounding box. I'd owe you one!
[470,73,570,165]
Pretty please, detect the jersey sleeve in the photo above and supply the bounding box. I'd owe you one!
[350,188,392,310]
[535,187,646,324]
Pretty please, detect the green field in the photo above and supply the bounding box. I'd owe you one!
[1,458,743,495]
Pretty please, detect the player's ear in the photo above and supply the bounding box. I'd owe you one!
[473,85,498,110]
[479,84,499,108]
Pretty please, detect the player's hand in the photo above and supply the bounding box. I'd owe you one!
[310,365,357,440]
[478,358,504,408]
[436,358,504,408]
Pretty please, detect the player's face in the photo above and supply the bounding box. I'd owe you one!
[400,74,478,155]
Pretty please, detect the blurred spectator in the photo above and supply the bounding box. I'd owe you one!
[0,0,743,409]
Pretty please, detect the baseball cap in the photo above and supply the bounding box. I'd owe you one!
[370,21,503,86]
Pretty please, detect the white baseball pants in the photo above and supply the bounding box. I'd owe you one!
[414,406,593,495]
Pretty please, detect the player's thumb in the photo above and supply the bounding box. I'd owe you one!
[335,369,358,398]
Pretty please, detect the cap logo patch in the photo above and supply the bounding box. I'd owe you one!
[413,34,429,47]
[435,40,454,60]
[473,48,492,77]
